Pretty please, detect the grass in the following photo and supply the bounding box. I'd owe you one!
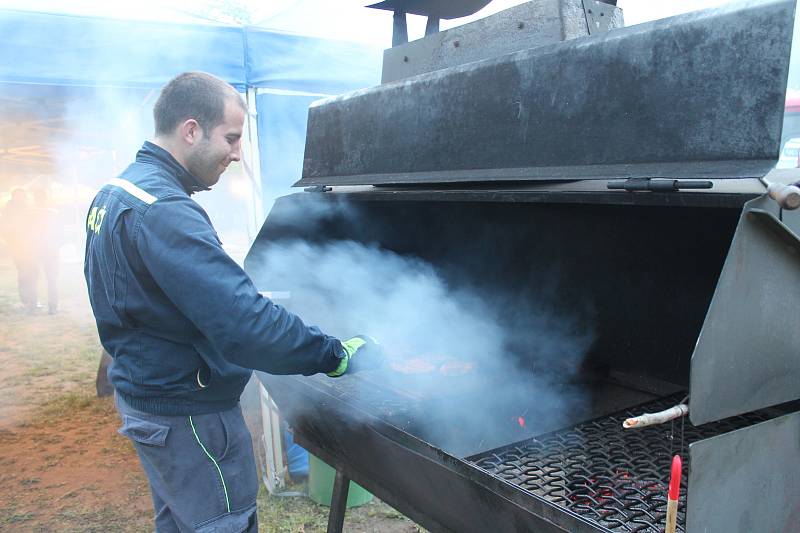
[0,512,36,526]
[36,390,109,422]
[258,484,329,532]
[56,505,152,533]
[257,482,424,533]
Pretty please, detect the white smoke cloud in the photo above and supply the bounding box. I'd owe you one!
[252,199,598,456]
[259,239,504,363]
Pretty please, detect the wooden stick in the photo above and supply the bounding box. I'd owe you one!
[623,403,688,429]
[665,498,679,533]
[665,454,682,533]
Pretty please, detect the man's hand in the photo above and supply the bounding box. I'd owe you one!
[327,335,384,377]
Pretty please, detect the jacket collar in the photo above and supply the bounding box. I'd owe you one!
[136,141,210,195]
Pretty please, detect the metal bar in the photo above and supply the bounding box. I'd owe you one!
[296,160,775,188]
[327,469,351,533]
[392,11,408,46]
[425,16,440,35]
[299,188,757,209]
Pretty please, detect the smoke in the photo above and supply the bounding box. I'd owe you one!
[259,239,504,362]
[22,86,157,319]
[253,199,597,457]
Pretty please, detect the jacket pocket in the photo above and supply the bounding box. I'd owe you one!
[118,414,170,446]
[133,334,205,394]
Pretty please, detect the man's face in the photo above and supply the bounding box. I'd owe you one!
[185,98,245,187]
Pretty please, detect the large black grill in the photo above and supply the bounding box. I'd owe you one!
[468,395,773,532]
[248,1,800,531]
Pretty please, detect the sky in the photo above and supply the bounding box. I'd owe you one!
[0,0,739,45]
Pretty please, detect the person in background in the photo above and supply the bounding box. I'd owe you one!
[84,72,381,533]
[32,188,61,314]
[1,188,38,313]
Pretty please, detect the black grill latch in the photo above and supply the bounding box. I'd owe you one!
[607,177,713,192]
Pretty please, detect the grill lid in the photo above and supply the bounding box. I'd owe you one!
[298,0,795,188]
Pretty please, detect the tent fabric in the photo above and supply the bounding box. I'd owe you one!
[0,9,381,92]
[0,10,247,89]
[256,91,321,204]
[244,28,382,94]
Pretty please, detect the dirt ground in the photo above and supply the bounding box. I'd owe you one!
[0,257,423,533]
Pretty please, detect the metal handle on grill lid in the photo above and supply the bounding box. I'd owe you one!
[607,178,713,192]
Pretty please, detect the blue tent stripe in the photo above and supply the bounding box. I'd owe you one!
[0,9,380,91]
[244,27,381,94]
[0,10,245,88]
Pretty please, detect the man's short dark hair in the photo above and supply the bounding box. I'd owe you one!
[153,72,242,136]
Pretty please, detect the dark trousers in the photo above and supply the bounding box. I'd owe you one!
[115,395,260,532]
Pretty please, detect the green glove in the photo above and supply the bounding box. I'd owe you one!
[327,335,383,377]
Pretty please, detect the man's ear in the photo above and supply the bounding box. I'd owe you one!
[179,119,202,146]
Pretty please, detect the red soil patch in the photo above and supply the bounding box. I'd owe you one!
[0,397,152,532]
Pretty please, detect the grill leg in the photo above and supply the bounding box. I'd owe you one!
[326,469,350,533]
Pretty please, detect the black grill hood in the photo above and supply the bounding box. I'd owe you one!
[297,0,794,188]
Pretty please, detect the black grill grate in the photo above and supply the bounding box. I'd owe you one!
[468,394,773,532]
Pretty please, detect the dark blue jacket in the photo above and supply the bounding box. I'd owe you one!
[84,141,343,415]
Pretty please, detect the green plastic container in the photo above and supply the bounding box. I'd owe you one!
[307,454,373,507]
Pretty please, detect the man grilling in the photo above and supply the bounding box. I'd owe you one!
[84,72,378,532]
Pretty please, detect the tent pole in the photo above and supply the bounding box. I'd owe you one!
[244,88,264,243]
